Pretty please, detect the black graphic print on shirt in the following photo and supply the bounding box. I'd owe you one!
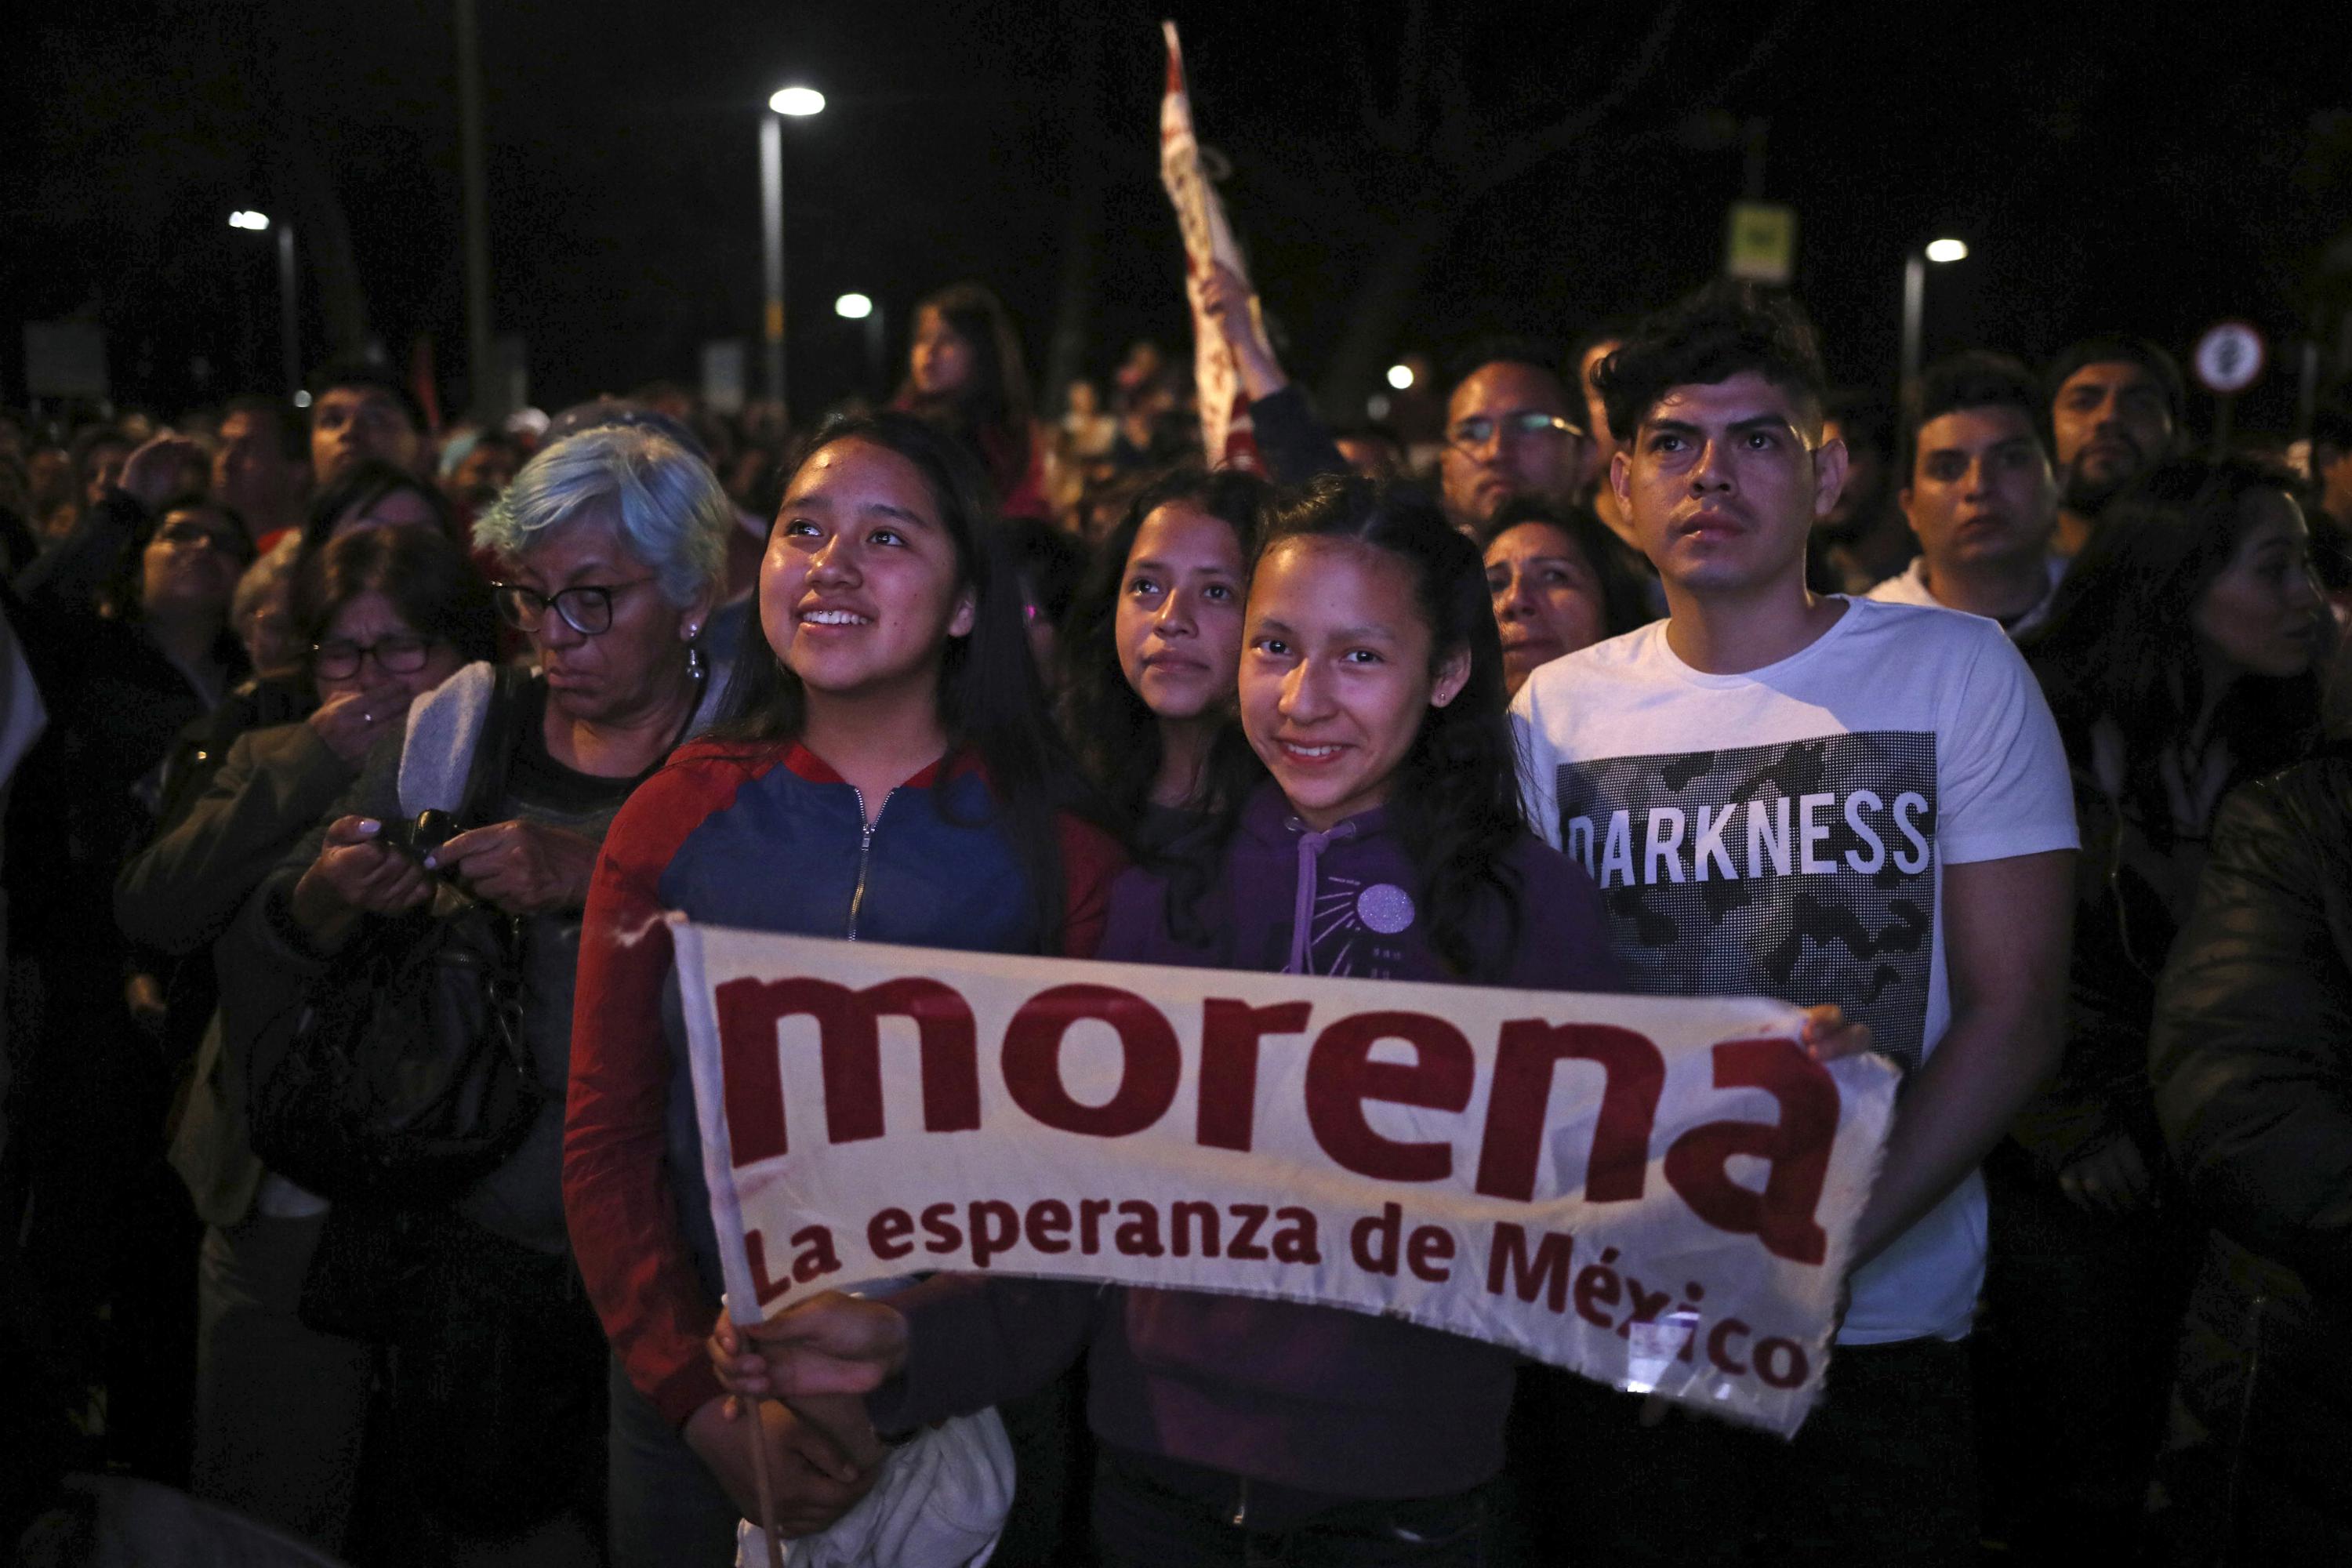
[1555,731,1939,1071]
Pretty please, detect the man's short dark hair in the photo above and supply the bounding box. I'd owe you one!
[1906,351,2050,474]
[1595,282,1828,445]
[220,395,308,461]
[1446,337,1569,402]
[1823,388,1896,459]
[307,360,425,433]
[2043,335,2185,428]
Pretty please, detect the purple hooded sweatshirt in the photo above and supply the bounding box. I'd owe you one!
[867,784,1618,1507]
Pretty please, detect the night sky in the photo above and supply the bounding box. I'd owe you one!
[7,0,2350,436]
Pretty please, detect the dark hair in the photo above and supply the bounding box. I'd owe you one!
[2043,335,2185,430]
[2309,398,2352,459]
[718,410,1089,943]
[1058,466,1270,829]
[996,517,1089,631]
[68,423,134,485]
[103,493,254,621]
[301,458,455,555]
[1196,475,1526,979]
[896,283,1035,500]
[1595,281,1828,445]
[218,395,308,461]
[1479,495,1653,641]
[1905,351,2051,475]
[307,360,426,434]
[1446,337,1568,404]
[1824,387,1896,459]
[288,522,496,667]
[2024,456,2328,843]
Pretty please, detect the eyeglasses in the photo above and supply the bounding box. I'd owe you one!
[154,521,256,562]
[491,578,657,636]
[1446,411,1582,452]
[312,634,436,680]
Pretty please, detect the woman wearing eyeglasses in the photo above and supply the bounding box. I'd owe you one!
[217,423,733,1559]
[114,521,492,1552]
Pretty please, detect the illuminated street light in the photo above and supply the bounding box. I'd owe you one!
[1923,237,1969,264]
[1900,237,1973,396]
[768,85,826,117]
[760,84,826,405]
[834,292,873,320]
[1386,363,1415,390]
[227,209,270,230]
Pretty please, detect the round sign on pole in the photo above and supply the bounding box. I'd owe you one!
[2193,321,2266,396]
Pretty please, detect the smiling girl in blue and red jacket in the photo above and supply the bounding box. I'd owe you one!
[563,412,1120,1565]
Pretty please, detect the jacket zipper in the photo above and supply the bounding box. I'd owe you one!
[846,787,884,939]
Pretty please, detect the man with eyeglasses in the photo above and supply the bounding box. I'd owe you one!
[1439,347,1588,537]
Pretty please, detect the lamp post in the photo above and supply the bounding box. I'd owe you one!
[836,292,884,396]
[1900,238,1969,400]
[761,85,826,411]
[230,210,300,401]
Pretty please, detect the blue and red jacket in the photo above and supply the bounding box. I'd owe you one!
[564,737,1122,1427]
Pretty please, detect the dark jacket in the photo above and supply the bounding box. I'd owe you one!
[2150,754,2352,1549]
[873,785,1617,1504]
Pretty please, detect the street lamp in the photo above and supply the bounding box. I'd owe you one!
[837,292,885,395]
[230,209,300,401]
[760,85,826,409]
[1900,238,1969,399]
[1386,363,1416,390]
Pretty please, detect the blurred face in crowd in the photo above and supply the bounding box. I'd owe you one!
[1901,405,2057,572]
[214,408,306,522]
[451,441,519,512]
[2052,361,2173,512]
[81,437,132,510]
[1116,502,1247,723]
[909,309,977,401]
[310,385,421,483]
[237,572,301,680]
[1441,362,1584,530]
[2194,489,2327,683]
[762,437,974,708]
[310,589,466,714]
[1240,536,1467,831]
[330,481,441,541]
[1613,370,1846,602]
[1485,520,1608,695]
[2312,441,2352,524]
[1578,339,1623,488]
[502,510,698,726]
[1334,434,1401,480]
[1818,417,1889,540]
[141,503,250,618]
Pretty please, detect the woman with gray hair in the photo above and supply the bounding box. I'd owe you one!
[218,421,732,1560]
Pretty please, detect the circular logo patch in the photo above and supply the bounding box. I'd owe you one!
[1356,883,1416,935]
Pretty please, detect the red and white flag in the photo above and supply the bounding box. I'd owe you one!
[1159,20,1258,470]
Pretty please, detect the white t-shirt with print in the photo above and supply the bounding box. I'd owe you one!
[1510,596,2076,1344]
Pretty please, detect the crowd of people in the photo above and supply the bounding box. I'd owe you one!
[0,267,2347,1568]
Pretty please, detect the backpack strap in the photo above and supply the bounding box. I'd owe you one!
[451,662,534,832]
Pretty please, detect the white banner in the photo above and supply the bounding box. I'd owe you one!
[675,921,1899,1436]
[1158,20,1258,470]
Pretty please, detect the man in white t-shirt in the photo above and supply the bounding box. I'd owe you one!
[1510,284,2077,1566]
[1866,351,2067,637]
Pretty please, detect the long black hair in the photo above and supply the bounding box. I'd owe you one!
[2024,455,2330,841]
[718,410,1092,944]
[1058,466,1269,832]
[1180,475,1528,978]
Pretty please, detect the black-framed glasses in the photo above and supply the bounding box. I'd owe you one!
[1446,411,1581,451]
[311,634,436,680]
[491,578,657,636]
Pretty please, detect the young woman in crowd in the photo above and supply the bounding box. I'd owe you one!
[712,477,1876,1563]
[563,410,1121,1566]
[1480,494,1653,698]
[298,457,456,554]
[220,423,732,1564]
[114,523,492,1553]
[891,281,1050,520]
[1057,466,1268,844]
[1980,456,2332,1559]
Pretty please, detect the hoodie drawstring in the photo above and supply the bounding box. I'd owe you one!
[1283,819,1357,975]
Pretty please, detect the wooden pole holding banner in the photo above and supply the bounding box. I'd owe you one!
[746,1409,786,1568]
